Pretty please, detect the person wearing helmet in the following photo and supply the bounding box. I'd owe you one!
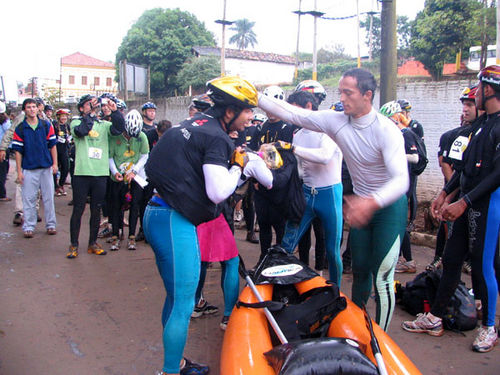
[44,105,54,121]
[188,94,213,117]
[259,68,409,332]
[116,99,127,114]
[397,99,424,140]
[248,85,301,261]
[426,85,482,273]
[404,67,500,353]
[141,101,157,131]
[144,76,272,375]
[330,101,344,112]
[251,112,267,129]
[380,101,420,274]
[53,109,72,197]
[294,79,327,106]
[279,90,344,284]
[108,109,149,251]
[66,94,125,259]
[99,93,118,121]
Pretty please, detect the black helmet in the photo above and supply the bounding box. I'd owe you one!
[192,94,213,111]
[78,94,96,111]
[44,104,54,112]
[34,97,45,106]
[397,99,411,111]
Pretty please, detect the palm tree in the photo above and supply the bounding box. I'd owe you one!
[229,19,257,50]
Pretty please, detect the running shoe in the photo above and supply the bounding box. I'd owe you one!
[220,316,230,331]
[110,236,120,251]
[191,299,219,318]
[246,231,259,244]
[55,187,63,197]
[396,259,416,273]
[180,357,210,375]
[98,225,112,238]
[472,326,498,353]
[234,209,243,222]
[13,212,23,226]
[66,245,78,259]
[462,261,472,275]
[426,257,442,271]
[127,236,136,251]
[61,186,67,196]
[402,312,444,336]
[88,243,107,255]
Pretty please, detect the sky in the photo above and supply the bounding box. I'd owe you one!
[1,0,426,87]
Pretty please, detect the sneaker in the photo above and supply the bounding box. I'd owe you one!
[180,357,210,375]
[462,261,472,275]
[55,187,63,197]
[66,245,78,259]
[426,257,442,272]
[396,259,416,273]
[220,315,230,331]
[110,236,120,251]
[13,212,23,226]
[246,231,259,244]
[402,312,444,336]
[191,299,219,318]
[234,209,243,222]
[127,236,136,250]
[98,225,112,238]
[61,186,67,196]
[472,326,498,353]
[88,243,107,256]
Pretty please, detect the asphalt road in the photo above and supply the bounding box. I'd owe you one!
[0,170,499,375]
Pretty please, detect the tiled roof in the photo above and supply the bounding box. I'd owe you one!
[192,46,295,64]
[61,52,114,68]
[442,62,467,75]
[397,60,431,77]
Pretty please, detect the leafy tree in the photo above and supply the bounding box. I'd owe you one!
[409,0,490,79]
[317,44,351,64]
[360,14,412,58]
[175,56,221,94]
[229,19,257,50]
[116,8,215,95]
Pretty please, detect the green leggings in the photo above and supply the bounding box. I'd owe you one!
[350,196,407,331]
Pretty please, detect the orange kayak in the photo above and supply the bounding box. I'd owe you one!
[221,275,422,375]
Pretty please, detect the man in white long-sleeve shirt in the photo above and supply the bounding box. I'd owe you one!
[258,68,409,331]
[279,90,344,287]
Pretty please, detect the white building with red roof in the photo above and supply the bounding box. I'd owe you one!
[59,52,118,102]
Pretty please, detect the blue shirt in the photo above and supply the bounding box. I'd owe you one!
[11,119,56,170]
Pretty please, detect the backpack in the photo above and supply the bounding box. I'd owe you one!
[408,129,428,175]
[398,269,477,331]
[238,284,347,341]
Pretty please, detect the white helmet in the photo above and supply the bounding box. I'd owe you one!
[379,101,402,118]
[263,85,285,100]
[125,109,143,137]
[253,113,267,123]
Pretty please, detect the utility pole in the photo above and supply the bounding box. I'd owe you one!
[367,11,376,62]
[215,0,234,77]
[307,2,324,81]
[293,0,303,80]
[356,0,361,67]
[379,0,397,106]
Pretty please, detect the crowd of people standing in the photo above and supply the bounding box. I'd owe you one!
[0,65,498,375]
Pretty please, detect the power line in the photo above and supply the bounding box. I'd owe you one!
[321,11,378,21]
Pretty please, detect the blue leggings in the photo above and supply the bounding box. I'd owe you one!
[281,183,343,286]
[350,196,407,331]
[195,257,240,317]
[143,204,200,374]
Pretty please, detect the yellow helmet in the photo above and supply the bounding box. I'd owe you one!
[206,76,258,109]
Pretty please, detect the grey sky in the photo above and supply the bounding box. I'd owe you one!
[1,0,425,83]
